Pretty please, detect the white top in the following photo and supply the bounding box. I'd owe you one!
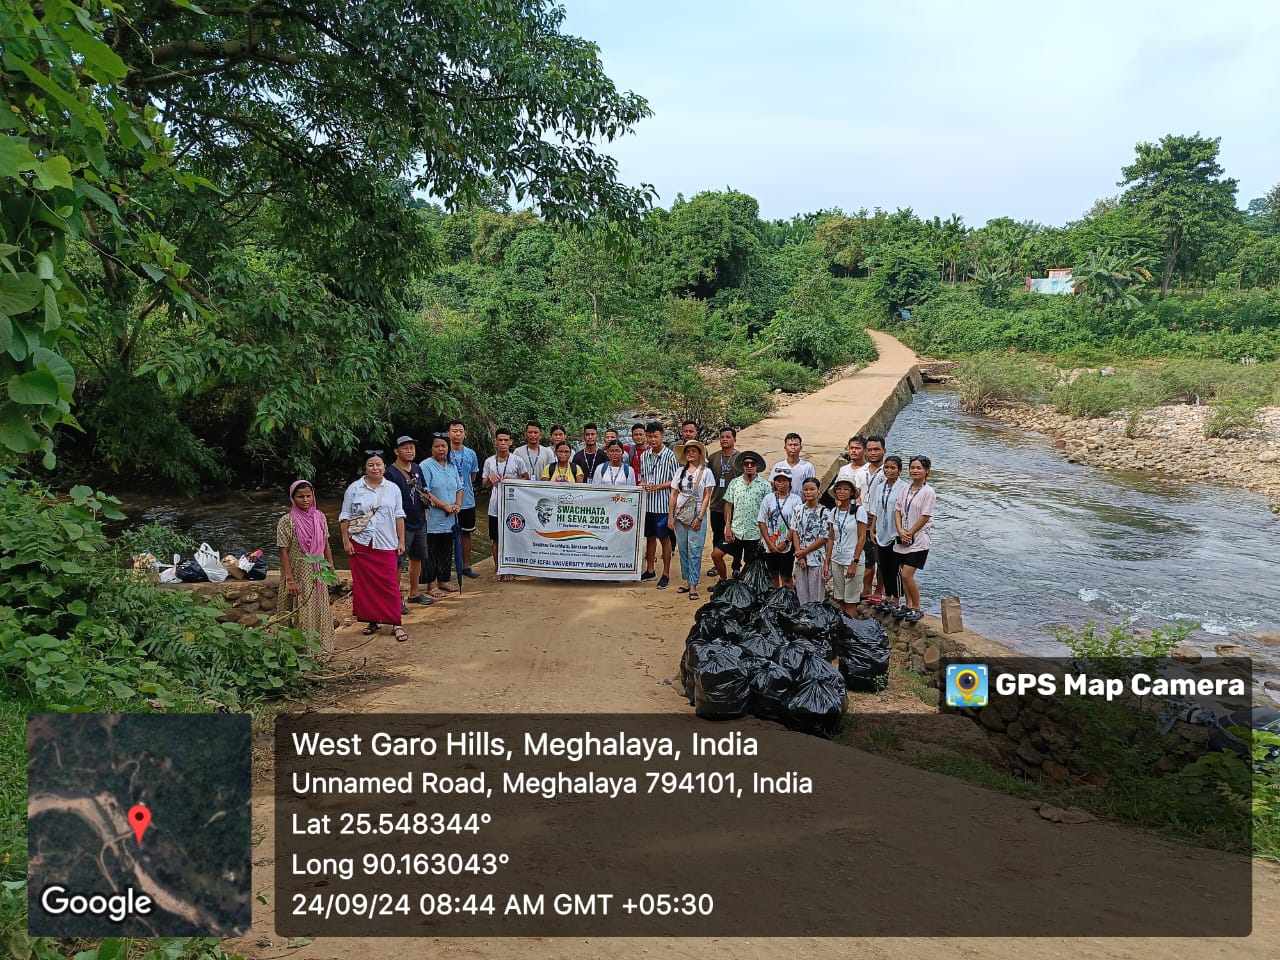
[894,482,937,554]
[770,458,816,489]
[338,477,405,550]
[828,503,868,565]
[836,462,875,506]
[757,492,802,552]
[514,444,555,479]
[482,454,530,517]
[593,461,637,486]
[672,464,715,521]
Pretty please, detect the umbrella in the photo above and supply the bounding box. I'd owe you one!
[453,517,464,595]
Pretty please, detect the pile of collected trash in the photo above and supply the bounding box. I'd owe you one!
[678,560,891,736]
[135,544,268,583]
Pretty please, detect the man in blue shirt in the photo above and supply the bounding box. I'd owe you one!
[447,420,480,578]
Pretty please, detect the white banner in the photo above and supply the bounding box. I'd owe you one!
[496,481,645,580]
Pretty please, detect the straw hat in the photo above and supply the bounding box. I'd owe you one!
[674,440,707,461]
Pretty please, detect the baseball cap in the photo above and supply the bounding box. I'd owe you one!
[395,435,416,447]
[770,465,793,482]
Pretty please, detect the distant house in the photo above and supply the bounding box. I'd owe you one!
[1024,267,1075,295]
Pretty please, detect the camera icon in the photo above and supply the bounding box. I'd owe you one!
[946,664,989,708]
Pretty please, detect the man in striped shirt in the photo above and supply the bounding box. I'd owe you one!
[639,421,677,588]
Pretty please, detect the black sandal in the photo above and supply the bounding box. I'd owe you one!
[362,623,380,635]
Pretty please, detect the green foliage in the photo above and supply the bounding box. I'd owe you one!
[1053,620,1187,671]
[1071,247,1152,313]
[1204,397,1261,438]
[1052,371,1135,418]
[0,481,322,711]
[750,359,821,393]
[866,244,940,317]
[953,353,1053,412]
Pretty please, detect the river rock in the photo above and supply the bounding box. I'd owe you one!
[922,646,941,670]
[1253,633,1280,647]
[1058,806,1095,824]
[1214,643,1243,656]
[1042,759,1069,782]
[1171,643,1202,663]
[1016,741,1045,766]
[1264,680,1280,692]
[978,706,1006,733]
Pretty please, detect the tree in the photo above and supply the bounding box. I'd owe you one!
[1071,248,1152,315]
[1119,134,1238,298]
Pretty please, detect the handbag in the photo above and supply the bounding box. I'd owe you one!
[674,466,704,525]
[346,484,385,536]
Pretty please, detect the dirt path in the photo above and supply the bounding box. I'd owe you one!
[234,332,1279,960]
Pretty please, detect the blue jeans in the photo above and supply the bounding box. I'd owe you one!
[675,520,707,587]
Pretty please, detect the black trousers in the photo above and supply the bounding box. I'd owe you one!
[427,532,453,585]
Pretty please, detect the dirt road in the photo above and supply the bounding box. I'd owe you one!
[236,332,1279,959]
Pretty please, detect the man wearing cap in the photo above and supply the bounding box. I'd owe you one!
[705,426,742,579]
[715,450,767,579]
[384,435,434,609]
[758,466,802,588]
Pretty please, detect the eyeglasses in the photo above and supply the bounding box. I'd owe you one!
[363,449,384,457]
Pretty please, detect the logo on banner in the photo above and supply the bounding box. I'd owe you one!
[615,514,635,532]
[506,513,526,533]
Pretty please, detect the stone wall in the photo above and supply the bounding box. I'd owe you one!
[164,572,350,627]
[873,608,1217,781]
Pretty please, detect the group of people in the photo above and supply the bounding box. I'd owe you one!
[275,418,937,649]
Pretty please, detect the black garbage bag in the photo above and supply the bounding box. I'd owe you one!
[737,627,780,661]
[761,585,801,620]
[694,644,750,720]
[246,555,268,580]
[785,669,848,737]
[783,602,845,648]
[834,614,890,691]
[749,661,794,723]
[795,651,840,683]
[175,558,209,583]
[740,560,773,598]
[681,640,725,705]
[739,654,771,680]
[772,641,808,675]
[713,580,758,619]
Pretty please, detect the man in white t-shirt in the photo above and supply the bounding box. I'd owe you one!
[482,428,530,581]
[770,432,816,490]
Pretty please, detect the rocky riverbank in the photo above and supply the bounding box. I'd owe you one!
[979,400,1280,502]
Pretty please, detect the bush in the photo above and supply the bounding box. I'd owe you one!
[1204,398,1261,438]
[954,352,1053,412]
[1052,372,1134,418]
[749,358,821,393]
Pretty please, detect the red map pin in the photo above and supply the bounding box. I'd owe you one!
[128,804,152,846]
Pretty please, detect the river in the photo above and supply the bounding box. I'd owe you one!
[114,387,1280,690]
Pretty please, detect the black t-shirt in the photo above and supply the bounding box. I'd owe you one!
[384,461,428,529]
[573,447,606,484]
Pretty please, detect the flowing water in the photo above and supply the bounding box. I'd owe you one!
[113,388,1280,691]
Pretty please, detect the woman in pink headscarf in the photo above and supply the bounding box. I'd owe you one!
[277,480,336,653]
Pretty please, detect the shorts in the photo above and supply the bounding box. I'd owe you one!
[400,526,429,567]
[763,549,794,576]
[644,512,672,541]
[896,548,928,570]
[830,560,861,603]
[458,507,477,534]
[723,537,759,567]
[863,539,878,566]
[710,510,728,551]
[488,514,499,543]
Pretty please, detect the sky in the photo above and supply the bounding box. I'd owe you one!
[559,0,1280,228]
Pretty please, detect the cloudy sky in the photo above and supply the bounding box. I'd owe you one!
[560,0,1280,227]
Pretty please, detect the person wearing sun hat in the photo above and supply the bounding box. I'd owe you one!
[716,450,768,578]
[668,438,715,600]
[757,465,801,588]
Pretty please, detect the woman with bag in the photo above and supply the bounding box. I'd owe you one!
[668,440,715,600]
[339,451,409,641]
[277,480,337,653]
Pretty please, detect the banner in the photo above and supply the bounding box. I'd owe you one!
[496,481,645,580]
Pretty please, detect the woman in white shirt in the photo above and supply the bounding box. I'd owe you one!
[339,451,407,641]
[668,440,715,600]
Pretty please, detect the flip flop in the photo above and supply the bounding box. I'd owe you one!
[361,623,379,636]
[676,586,691,594]
[689,591,699,601]
[393,626,410,642]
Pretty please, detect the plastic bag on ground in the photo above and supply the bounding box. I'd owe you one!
[783,602,845,647]
[694,644,750,720]
[175,558,209,583]
[785,670,848,737]
[710,579,757,619]
[761,585,801,620]
[195,541,228,582]
[740,560,773,598]
[681,640,725,705]
[834,614,890,691]
[737,627,780,661]
[749,661,794,723]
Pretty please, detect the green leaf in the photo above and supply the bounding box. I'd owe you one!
[0,402,41,452]
[0,135,38,176]
[33,156,75,191]
[65,28,129,84]
[69,485,93,502]
[43,285,61,332]
[31,349,75,399]
[0,316,11,353]
[67,600,88,616]
[7,369,60,404]
[0,274,43,316]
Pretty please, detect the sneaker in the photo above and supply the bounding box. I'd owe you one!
[407,594,435,606]
[462,567,479,579]
[904,608,924,623]
[640,571,656,581]
[657,575,670,589]
[891,604,909,619]
[705,568,718,578]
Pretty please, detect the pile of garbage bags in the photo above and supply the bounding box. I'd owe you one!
[678,560,890,737]
[147,544,268,583]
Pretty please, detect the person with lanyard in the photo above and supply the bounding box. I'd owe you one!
[827,477,868,615]
[423,434,464,598]
[790,476,832,604]
[857,435,887,601]
[383,435,433,609]
[715,450,767,579]
[542,441,584,482]
[866,455,904,612]
[640,421,677,588]
[572,423,605,484]
[482,428,529,582]
[593,440,637,485]
[627,423,648,477]
[515,421,555,480]
[669,439,715,601]
[705,426,742,579]
[757,467,801,588]
[277,480,336,653]
[446,420,480,579]
[339,450,408,641]
[893,455,936,624]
